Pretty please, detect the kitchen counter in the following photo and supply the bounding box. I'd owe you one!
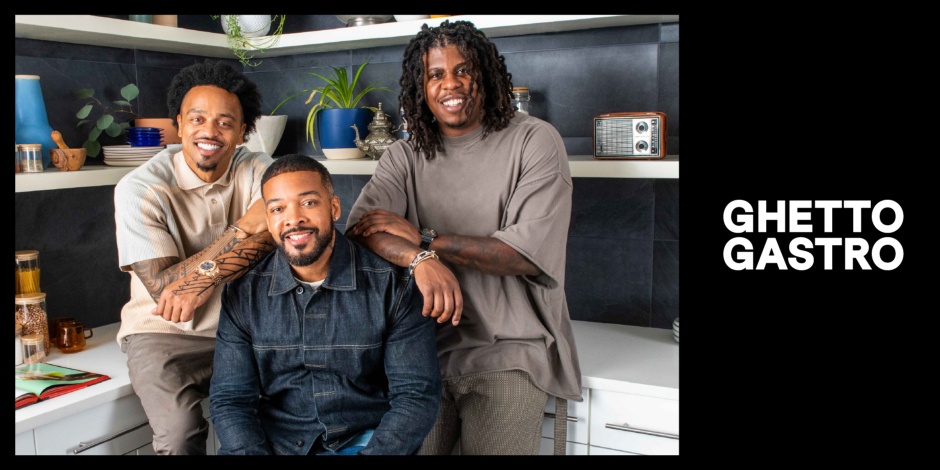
[15,320,679,446]
[14,322,131,435]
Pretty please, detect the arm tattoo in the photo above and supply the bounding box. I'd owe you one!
[171,232,276,297]
[131,230,276,302]
[438,235,541,277]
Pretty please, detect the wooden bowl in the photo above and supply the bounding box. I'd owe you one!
[50,148,87,171]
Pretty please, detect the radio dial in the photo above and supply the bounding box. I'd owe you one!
[635,140,649,152]
[636,121,649,133]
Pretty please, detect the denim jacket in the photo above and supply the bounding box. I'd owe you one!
[209,231,441,455]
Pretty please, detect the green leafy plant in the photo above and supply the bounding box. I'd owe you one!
[271,62,392,150]
[75,83,141,158]
[213,15,286,67]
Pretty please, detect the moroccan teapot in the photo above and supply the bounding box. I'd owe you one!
[351,102,400,159]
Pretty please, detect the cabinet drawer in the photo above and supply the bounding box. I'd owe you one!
[33,393,153,455]
[540,437,588,455]
[589,389,678,455]
[541,387,589,444]
[16,430,35,455]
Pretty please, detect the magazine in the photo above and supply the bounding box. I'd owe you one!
[14,362,110,410]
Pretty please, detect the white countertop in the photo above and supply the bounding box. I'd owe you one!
[571,320,679,400]
[15,320,678,434]
[15,323,131,435]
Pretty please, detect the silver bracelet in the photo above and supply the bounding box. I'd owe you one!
[409,250,439,275]
[227,224,246,236]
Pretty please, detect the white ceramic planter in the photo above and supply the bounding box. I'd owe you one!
[243,115,287,156]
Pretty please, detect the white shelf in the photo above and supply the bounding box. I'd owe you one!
[15,155,679,193]
[15,15,678,57]
[15,15,680,193]
[15,166,135,192]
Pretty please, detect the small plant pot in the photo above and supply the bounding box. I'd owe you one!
[318,108,371,159]
[243,115,288,156]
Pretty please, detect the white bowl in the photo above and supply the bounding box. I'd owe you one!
[394,15,430,22]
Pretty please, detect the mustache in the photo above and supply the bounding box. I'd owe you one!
[280,226,318,242]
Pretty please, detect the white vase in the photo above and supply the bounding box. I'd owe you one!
[221,15,272,38]
[243,115,288,156]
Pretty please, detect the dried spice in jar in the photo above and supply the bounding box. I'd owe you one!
[15,292,50,355]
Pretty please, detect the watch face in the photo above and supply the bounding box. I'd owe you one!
[199,260,219,277]
[422,228,437,237]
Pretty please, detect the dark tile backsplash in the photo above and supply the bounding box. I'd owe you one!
[15,16,680,331]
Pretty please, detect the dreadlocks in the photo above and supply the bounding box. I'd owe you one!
[399,20,515,160]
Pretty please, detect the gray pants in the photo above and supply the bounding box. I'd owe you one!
[121,333,215,455]
[418,369,549,455]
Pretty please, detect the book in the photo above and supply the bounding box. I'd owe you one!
[14,362,110,410]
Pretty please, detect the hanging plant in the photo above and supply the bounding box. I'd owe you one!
[212,15,286,67]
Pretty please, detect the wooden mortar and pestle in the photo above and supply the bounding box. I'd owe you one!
[50,130,87,171]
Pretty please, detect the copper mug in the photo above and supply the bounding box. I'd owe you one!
[58,322,93,354]
[50,317,76,348]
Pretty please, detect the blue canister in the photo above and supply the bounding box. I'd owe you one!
[15,75,56,170]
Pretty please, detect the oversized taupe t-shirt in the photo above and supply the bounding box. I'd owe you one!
[347,114,582,401]
[113,145,272,344]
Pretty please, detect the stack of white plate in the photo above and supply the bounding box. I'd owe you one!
[672,317,679,343]
[102,145,164,167]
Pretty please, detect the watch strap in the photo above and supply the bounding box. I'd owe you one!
[420,228,437,250]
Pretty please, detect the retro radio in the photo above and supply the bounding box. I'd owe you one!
[593,112,667,159]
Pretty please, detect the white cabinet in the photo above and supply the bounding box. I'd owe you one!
[16,430,35,455]
[539,388,590,455]
[544,321,680,456]
[589,389,679,455]
[31,393,153,455]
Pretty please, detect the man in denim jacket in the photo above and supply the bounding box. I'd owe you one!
[209,154,441,455]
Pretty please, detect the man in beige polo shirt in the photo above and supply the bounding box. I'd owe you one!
[113,60,275,455]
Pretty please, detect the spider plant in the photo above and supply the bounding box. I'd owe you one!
[271,62,392,150]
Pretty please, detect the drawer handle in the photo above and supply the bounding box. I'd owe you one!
[605,422,679,440]
[544,412,578,423]
[69,421,150,454]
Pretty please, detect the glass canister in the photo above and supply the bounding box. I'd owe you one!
[511,87,530,115]
[22,333,45,366]
[15,250,41,295]
[15,292,50,355]
[19,143,44,173]
[15,321,24,366]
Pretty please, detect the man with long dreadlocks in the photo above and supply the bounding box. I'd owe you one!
[346,20,582,455]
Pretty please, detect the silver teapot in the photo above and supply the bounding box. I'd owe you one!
[352,102,400,159]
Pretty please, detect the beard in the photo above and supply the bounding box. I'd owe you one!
[278,223,334,267]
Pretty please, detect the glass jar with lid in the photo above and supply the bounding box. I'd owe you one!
[15,292,50,355]
[15,321,24,366]
[511,87,530,115]
[19,143,44,173]
[15,250,41,295]
[22,333,45,366]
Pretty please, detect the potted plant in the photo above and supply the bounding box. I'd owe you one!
[74,83,142,158]
[213,15,286,67]
[271,62,392,159]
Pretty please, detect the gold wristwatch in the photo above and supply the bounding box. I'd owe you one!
[198,260,222,284]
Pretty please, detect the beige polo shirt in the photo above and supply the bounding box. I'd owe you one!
[113,145,272,344]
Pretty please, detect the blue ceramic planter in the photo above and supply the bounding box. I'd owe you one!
[317,108,372,159]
